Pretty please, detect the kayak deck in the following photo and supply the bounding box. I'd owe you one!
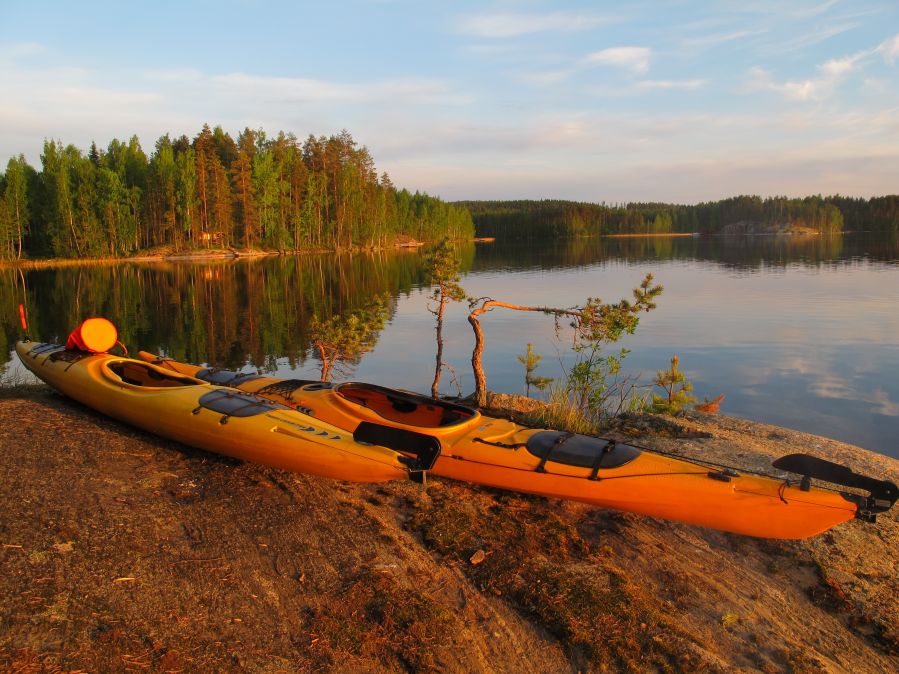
[16,341,413,483]
[137,351,898,540]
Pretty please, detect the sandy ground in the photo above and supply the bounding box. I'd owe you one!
[1,386,896,673]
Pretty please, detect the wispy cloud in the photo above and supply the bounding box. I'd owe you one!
[745,28,899,103]
[514,69,575,86]
[582,47,651,74]
[635,79,706,91]
[768,22,858,54]
[878,32,899,64]
[681,30,763,49]
[457,11,609,38]
[791,0,841,19]
[745,47,868,101]
[210,72,464,106]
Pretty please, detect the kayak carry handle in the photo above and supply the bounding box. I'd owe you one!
[772,453,898,522]
[353,422,441,475]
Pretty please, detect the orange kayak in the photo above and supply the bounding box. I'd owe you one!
[138,351,898,539]
[15,341,418,483]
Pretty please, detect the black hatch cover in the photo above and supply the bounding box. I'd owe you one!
[526,431,641,469]
[197,389,285,417]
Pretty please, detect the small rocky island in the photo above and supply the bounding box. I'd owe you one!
[1,386,896,673]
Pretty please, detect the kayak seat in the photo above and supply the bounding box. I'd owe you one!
[107,362,199,388]
[526,432,641,471]
[337,383,477,428]
[388,397,418,413]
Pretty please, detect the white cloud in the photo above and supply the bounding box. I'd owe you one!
[457,11,608,38]
[681,30,762,49]
[871,389,899,417]
[514,69,575,86]
[879,33,899,64]
[819,55,859,76]
[791,0,841,19]
[771,22,858,54]
[582,47,651,74]
[744,52,861,102]
[635,79,706,91]
[144,68,203,83]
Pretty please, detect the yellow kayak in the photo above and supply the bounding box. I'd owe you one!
[138,351,898,539]
[15,341,422,483]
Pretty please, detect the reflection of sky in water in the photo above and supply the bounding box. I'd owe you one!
[348,257,899,458]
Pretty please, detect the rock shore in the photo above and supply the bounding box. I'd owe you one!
[1,387,896,673]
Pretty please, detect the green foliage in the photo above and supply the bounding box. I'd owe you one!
[466,273,662,408]
[517,343,553,397]
[461,194,899,239]
[0,155,31,260]
[308,293,391,381]
[1,126,474,261]
[651,355,696,415]
[527,274,662,426]
[424,238,467,305]
[425,238,468,397]
[551,274,662,424]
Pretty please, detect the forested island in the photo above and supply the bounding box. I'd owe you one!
[0,126,474,261]
[461,195,899,239]
[5,125,899,263]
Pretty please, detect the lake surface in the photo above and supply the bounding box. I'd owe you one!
[2,232,898,458]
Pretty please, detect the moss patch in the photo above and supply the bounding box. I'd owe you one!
[409,482,701,672]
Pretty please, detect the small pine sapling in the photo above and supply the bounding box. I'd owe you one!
[517,343,553,397]
[651,355,696,415]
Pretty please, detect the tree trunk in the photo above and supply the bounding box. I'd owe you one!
[467,301,581,408]
[66,201,83,257]
[15,197,22,260]
[317,343,331,382]
[468,309,488,407]
[431,292,447,398]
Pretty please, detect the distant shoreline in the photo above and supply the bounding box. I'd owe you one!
[0,238,467,270]
[603,232,696,238]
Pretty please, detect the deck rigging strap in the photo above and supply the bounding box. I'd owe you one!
[588,439,615,481]
[472,437,528,450]
[255,379,315,400]
[535,432,575,473]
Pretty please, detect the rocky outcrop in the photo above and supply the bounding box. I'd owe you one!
[1,388,896,673]
[719,220,820,236]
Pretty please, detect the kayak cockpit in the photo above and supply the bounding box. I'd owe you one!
[104,360,203,388]
[335,382,479,428]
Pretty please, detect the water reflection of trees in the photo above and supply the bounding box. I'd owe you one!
[471,233,898,273]
[0,250,461,372]
[1,234,894,376]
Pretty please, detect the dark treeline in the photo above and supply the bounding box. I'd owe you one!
[461,195,899,239]
[0,126,474,261]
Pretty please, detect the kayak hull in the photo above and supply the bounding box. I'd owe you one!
[139,353,860,539]
[16,341,408,483]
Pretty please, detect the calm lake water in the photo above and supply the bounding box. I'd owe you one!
[2,233,898,458]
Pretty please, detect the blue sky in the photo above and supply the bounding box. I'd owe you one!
[1,0,897,202]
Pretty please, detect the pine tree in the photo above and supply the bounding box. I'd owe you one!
[651,355,696,415]
[517,343,553,397]
[2,155,31,259]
